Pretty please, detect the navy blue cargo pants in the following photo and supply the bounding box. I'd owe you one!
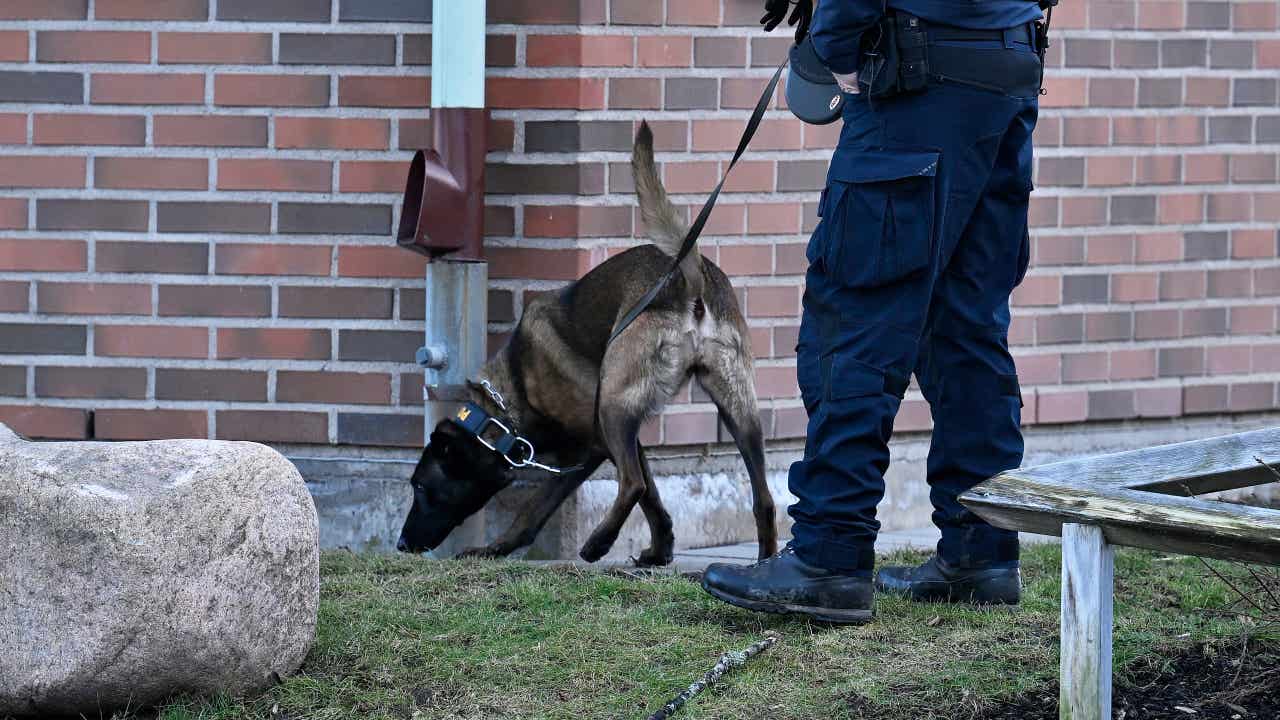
[788,35,1040,576]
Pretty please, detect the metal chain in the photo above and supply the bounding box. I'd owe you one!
[477,378,509,414]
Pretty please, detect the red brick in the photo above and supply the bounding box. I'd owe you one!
[215,243,331,276]
[217,328,330,360]
[38,282,150,315]
[35,114,145,146]
[219,158,331,192]
[0,0,87,20]
[0,198,23,230]
[1159,116,1204,145]
[1015,353,1061,384]
[754,365,799,399]
[1041,77,1087,108]
[1110,349,1156,380]
[527,35,633,67]
[337,76,429,108]
[338,161,405,193]
[667,0,720,25]
[717,245,774,276]
[38,31,150,63]
[0,113,23,145]
[1063,352,1108,382]
[1136,387,1181,418]
[1237,3,1278,30]
[0,281,27,312]
[747,286,798,318]
[1086,156,1133,187]
[0,156,84,188]
[159,285,270,318]
[1185,154,1227,183]
[1230,305,1275,335]
[1136,155,1181,185]
[337,246,425,279]
[662,411,719,445]
[693,119,801,151]
[746,202,801,235]
[277,370,391,405]
[0,239,85,272]
[159,32,271,64]
[489,247,591,281]
[1232,229,1276,259]
[97,0,208,19]
[95,325,208,359]
[1208,345,1252,375]
[638,36,692,67]
[662,161,719,194]
[97,241,208,274]
[96,409,207,440]
[95,157,207,190]
[523,205,630,238]
[608,77,660,109]
[1229,383,1274,412]
[1206,192,1251,223]
[35,366,146,399]
[92,73,204,105]
[1111,272,1158,302]
[217,74,329,107]
[1158,193,1204,225]
[156,369,266,402]
[1085,233,1134,264]
[1260,40,1280,67]
[276,117,390,150]
[1185,77,1228,107]
[1061,197,1107,227]
[279,286,391,319]
[0,406,90,440]
[487,78,605,110]
[1038,391,1088,424]
[216,410,327,444]
[155,115,267,147]
[0,32,28,62]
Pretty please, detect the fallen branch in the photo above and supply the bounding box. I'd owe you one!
[646,634,777,720]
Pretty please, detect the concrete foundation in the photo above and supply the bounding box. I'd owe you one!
[282,412,1280,560]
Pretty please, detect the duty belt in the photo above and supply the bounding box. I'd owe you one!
[925,22,1046,98]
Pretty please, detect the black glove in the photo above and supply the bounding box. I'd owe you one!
[760,0,813,45]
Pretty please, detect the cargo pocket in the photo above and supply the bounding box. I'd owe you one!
[820,149,940,289]
[829,351,888,402]
[1013,225,1031,288]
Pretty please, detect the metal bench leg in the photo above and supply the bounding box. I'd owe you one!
[1060,523,1114,720]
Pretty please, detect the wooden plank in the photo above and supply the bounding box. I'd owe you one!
[1060,523,1114,720]
[1006,427,1280,495]
[962,477,1280,566]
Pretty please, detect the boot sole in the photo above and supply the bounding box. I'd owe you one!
[701,580,874,625]
[875,580,1020,606]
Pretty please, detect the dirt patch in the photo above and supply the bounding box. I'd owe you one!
[984,642,1280,720]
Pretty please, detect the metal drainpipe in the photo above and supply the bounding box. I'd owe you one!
[396,0,489,556]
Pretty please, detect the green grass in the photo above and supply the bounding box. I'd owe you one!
[143,545,1274,720]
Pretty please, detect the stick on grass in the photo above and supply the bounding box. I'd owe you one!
[647,634,777,720]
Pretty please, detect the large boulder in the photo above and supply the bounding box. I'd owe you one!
[0,423,319,717]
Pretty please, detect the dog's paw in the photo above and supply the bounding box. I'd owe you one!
[634,546,673,567]
[457,545,502,560]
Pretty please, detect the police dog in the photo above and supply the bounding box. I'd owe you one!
[396,122,776,566]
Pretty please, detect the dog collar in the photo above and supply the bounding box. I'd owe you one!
[449,402,577,475]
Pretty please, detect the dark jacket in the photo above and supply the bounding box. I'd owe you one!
[811,0,1043,73]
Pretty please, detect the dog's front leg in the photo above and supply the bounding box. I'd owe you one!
[458,458,603,559]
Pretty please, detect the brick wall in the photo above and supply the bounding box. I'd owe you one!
[0,0,1276,450]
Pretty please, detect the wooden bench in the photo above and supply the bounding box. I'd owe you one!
[959,427,1280,720]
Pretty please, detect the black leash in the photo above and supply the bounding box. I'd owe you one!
[590,58,789,443]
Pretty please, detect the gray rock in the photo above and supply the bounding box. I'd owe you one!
[0,424,319,717]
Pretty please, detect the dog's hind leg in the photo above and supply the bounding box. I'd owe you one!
[578,409,647,563]
[697,352,778,560]
[458,457,604,559]
[633,444,674,567]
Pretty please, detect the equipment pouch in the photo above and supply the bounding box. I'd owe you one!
[894,13,929,94]
[858,13,930,100]
[858,17,899,99]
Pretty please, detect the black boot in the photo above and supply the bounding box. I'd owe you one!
[875,555,1021,605]
[701,545,874,624]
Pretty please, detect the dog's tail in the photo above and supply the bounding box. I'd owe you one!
[633,121,702,294]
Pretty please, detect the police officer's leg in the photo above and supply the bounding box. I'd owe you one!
[877,98,1037,604]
